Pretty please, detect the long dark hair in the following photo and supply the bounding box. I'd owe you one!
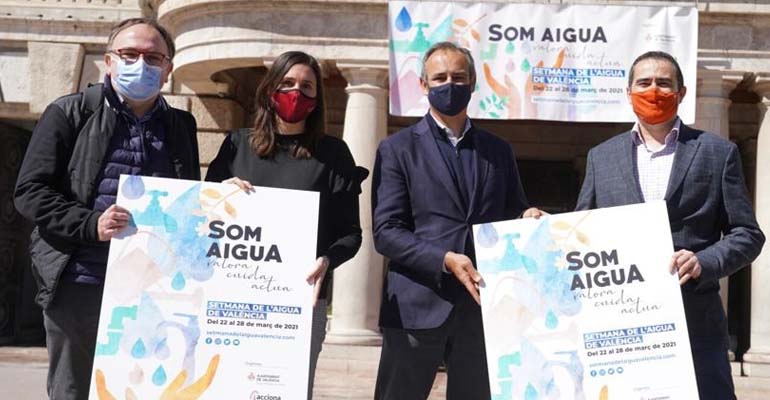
[250,51,326,158]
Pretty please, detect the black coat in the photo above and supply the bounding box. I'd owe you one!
[205,129,367,300]
[14,83,200,308]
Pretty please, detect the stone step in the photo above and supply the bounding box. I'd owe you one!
[1,345,767,400]
[734,375,770,400]
[313,343,447,399]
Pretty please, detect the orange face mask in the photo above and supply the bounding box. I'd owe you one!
[630,88,680,125]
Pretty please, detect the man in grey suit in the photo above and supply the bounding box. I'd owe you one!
[576,51,765,400]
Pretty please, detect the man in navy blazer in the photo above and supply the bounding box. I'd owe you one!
[372,42,539,399]
[576,51,765,400]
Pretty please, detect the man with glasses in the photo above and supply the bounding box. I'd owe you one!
[14,18,200,399]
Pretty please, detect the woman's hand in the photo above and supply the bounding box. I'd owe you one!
[306,256,330,306]
[222,177,253,192]
[522,207,548,219]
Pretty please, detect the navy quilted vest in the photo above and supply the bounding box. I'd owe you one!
[63,82,173,284]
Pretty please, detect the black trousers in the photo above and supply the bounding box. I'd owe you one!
[43,281,104,400]
[692,345,736,400]
[374,294,491,400]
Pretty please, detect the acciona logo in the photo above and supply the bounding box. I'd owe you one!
[249,391,281,400]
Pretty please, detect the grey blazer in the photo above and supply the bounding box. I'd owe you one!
[576,122,765,349]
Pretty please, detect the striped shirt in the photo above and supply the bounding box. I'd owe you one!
[632,118,681,202]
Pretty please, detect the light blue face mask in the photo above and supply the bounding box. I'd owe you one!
[111,56,164,101]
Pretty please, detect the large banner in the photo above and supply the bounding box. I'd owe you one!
[89,176,318,399]
[475,202,698,400]
[389,2,698,123]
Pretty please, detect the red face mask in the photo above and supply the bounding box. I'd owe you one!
[630,88,680,125]
[271,89,317,123]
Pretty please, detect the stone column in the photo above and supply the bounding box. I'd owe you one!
[325,66,388,345]
[743,79,770,377]
[28,42,85,113]
[694,69,735,138]
[694,69,736,322]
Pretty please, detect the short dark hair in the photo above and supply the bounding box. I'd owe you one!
[628,51,684,90]
[249,51,326,159]
[107,18,176,58]
[421,41,476,85]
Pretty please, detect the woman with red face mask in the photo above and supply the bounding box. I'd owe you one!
[206,51,367,399]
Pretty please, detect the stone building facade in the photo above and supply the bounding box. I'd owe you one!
[0,0,768,377]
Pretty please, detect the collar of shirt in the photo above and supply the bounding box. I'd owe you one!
[430,110,472,147]
[632,117,681,154]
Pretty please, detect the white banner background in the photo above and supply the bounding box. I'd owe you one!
[389,1,698,123]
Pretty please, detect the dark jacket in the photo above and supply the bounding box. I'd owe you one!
[372,116,529,329]
[576,123,765,349]
[14,83,200,309]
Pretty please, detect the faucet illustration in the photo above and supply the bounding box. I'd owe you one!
[133,190,178,232]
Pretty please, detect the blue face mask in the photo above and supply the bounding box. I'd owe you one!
[111,57,163,101]
[428,83,472,116]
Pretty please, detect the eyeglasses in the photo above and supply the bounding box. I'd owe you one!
[108,48,170,67]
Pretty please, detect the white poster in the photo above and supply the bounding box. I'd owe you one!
[89,175,318,399]
[475,202,698,399]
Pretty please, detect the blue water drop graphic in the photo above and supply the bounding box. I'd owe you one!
[152,365,167,386]
[525,383,539,400]
[131,338,147,358]
[122,175,145,199]
[545,310,558,329]
[506,41,515,54]
[171,271,186,291]
[155,338,170,360]
[395,7,412,32]
[545,378,557,394]
[522,59,531,73]
[477,224,500,248]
